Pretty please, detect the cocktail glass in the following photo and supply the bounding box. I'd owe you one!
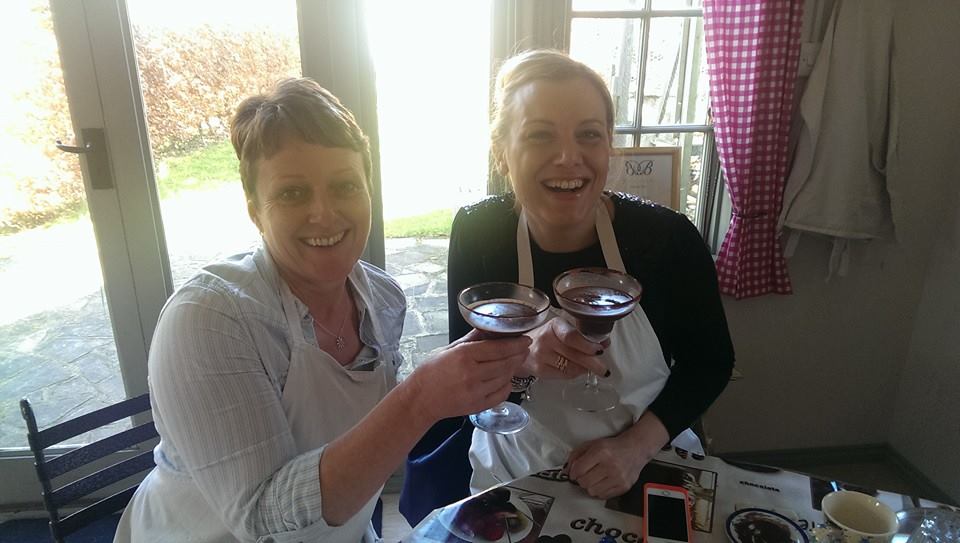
[458,282,551,434]
[553,267,642,412]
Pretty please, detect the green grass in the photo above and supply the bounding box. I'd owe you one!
[384,209,453,238]
[156,140,238,198]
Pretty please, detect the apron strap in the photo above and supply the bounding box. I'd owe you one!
[595,201,626,272]
[517,212,535,287]
[517,199,626,283]
[279,264,389,350]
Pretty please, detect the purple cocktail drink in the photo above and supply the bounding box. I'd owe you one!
[553,268,643,412]
[559,286,636,340]
[465,298,545,336]
[458,283,551,434]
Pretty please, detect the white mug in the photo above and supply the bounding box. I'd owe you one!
[821,491,898,543]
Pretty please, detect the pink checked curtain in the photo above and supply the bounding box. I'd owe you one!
[703,0,803,299]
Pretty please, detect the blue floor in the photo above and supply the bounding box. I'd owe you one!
[0,514,120,543]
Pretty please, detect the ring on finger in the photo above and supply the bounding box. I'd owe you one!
[555,355,570,373]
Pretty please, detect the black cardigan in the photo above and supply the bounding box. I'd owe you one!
[446,192,735,438]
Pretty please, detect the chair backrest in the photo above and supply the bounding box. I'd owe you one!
[20,393,158,543]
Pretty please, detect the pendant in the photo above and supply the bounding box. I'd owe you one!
[335,335,345,351]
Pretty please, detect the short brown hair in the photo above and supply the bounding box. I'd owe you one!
[230,78,371,200]
[490,50,614,168]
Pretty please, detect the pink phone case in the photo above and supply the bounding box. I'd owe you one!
[643,482,692,543]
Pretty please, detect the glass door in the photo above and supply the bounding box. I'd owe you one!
[124,0,301,288]
[2,0,362,510]
[1,0,169,505]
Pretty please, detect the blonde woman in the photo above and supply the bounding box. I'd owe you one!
[402,50,734,524]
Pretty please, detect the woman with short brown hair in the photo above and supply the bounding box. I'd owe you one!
[115,78,529,543]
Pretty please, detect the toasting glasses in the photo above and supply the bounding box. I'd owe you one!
[553,267,642,412]
[458,282,551,434]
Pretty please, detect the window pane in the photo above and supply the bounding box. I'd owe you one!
[614,134,636,147]
[368,0,490,224]
[366,0,491,380]
[127,0,301,288]
[652,0,703,8]
[572,0,643,10]
[1,0,127,448]
[644,17,709,126]
[572,0,703,11]
[639,132,708,223]
[570,18,643,128]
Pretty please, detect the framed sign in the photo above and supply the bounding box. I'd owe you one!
[605,147,681,210]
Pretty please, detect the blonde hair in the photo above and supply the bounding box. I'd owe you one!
[490,50,615,167]
[230,78,371,200]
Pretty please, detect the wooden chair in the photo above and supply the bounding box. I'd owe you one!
[20,393,158,543]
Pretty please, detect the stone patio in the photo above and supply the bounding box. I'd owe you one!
[0,237,450,449]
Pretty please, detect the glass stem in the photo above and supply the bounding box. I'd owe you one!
[585,371,599,390]
[491,403,510,415]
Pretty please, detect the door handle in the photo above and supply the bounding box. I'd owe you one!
[54,128,114,189]
[55,140,92,154]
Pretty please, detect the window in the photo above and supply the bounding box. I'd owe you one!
[568,0,722,237]
[0,0,304,506]
[365,1,492,378]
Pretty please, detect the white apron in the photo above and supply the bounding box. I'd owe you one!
[469,202,697,493]
[278,279,394,543]
[118,279,392,543]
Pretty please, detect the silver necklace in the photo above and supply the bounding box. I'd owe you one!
[314,293,350,351]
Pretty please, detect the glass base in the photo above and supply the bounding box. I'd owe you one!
[563,382,619,412]
[469,402,530,434]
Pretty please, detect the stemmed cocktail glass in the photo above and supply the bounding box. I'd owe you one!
[553,267,642,412]
[458,282,551,434]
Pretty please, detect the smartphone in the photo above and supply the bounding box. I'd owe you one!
[643,483,692,543]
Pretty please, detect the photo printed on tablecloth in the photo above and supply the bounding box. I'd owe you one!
[604,458,718,533]
[420,486,555,543]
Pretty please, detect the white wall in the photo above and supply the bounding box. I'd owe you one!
[890,185,960,501]
[887,3,960,502]
[705,0,960,494]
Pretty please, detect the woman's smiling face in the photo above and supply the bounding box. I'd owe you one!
[248,138,371,290]
[498,77,612,237]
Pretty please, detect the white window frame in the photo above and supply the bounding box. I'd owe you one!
[566,1,727,248]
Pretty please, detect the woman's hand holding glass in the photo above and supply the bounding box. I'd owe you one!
[521,317,609,380]
[408,331,531,423]
[456,282,551,433]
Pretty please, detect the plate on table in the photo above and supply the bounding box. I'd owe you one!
[726,508,809,543]
[439,487,534,542]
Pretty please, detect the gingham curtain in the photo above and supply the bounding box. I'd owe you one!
[703,0,802,299]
